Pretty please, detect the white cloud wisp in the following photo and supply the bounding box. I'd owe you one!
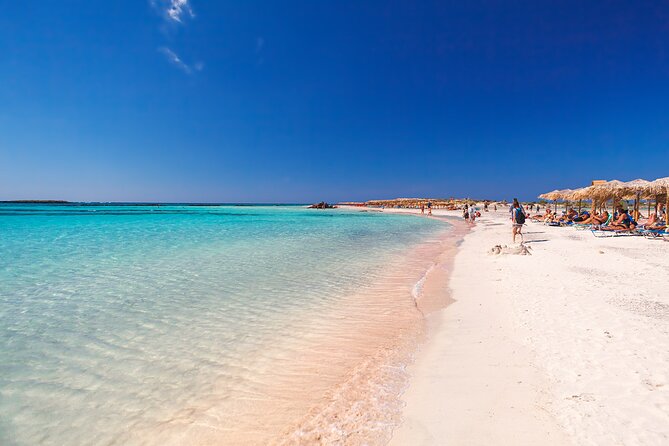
[159,47,201,74]
[151,0,194,24]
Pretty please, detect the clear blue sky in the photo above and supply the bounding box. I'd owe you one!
[1,1,668,202]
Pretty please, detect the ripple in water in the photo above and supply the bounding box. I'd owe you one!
[0,204,453,445]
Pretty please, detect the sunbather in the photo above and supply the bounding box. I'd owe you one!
[637,213,656,228]
[577,210,608,225]
[643,213,667,231]
[562,208,578,221]
[572,211,590,222]
[531,208,554,222]
[601,207,635,231]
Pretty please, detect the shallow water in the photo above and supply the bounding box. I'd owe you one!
[0,204,450,445]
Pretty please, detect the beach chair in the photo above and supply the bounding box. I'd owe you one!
[591,226,643,238]
[575,214,612,231]
[642,229,669,240]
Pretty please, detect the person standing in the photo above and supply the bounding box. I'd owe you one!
[511,198,526,243]
[420,204,425,214]
[427,201,432,216]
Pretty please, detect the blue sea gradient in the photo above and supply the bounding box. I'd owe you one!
[0,204,447,445]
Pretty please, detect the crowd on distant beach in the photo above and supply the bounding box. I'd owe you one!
[528,203,666,230]
[508,200,668,243]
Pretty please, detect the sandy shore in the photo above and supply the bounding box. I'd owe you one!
[361,206,669,445]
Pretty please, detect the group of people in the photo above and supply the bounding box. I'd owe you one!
[420,202,433,215]
[463,204,481,222]
[525,202,667,233]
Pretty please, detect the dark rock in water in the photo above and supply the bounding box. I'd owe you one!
[308,201,336,209]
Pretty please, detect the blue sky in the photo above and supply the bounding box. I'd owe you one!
[1,1,668,202]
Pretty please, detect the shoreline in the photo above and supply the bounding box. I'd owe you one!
[354,207,567,444]
[132,209,462,445]
[374,206,669,445]
[387,208,568,445]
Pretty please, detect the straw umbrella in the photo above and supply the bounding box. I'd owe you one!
[648,177,669,225]
[621,179,650,221]
[566,187,587,212]
[570,186,598,212]
[538,190,562,212]
[590,180,627,213]
[538,189,575,213]
[557,189,574,212]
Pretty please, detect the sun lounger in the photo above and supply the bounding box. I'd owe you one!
[591,227,642,238]
[642,229,669,239]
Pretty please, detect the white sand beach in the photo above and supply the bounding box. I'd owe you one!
[376,207,669,445]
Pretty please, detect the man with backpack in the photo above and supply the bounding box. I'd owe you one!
[511,198,526,243]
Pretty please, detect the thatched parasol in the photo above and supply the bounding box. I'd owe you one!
[538,190,560,212]
[621,179,650,196]
[647,177,669,225]
[538,189,573,212]
[620,179,650,220]
[538,190,561,201]
[588,180,628,212]
[565,187,589,212]
[556,189,574,212]
[570,186,596,201]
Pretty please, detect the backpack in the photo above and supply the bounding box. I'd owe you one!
[515,208,526,224]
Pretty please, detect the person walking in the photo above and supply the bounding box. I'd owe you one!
[511,198,526,243]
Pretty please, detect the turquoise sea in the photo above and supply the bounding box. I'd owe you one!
[0,204,449,445]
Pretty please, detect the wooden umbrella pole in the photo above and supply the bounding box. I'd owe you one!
[666,190,669,225]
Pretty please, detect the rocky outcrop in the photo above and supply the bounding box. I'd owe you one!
[308,201,336,209]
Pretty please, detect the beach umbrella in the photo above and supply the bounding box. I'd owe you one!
[588,180,626,213]
[621,179,650,221]
[566,187,587,212]
[648,177,669,225]
[570,186,598,212]
[556,189,574,212]
[538,190,561,200]
[538,190,562,212]
[571,181,619,213]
